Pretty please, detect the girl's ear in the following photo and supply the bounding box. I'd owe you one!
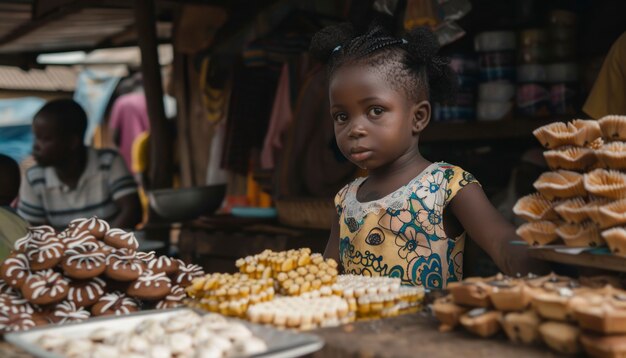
[412,100,431,135]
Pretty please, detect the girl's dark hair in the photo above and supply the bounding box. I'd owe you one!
[309,23,457,104]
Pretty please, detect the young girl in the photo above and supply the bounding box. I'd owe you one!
[312,24,547,288]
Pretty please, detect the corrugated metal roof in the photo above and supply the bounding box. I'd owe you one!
[0,65,78,91]
[0,2,32,41]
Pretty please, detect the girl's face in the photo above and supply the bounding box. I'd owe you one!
[329,64,426,171]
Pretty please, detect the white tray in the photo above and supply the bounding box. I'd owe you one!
[5,308,324,358]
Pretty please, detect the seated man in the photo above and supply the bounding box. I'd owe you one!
[0,154,29,260]
[17,99,141,231]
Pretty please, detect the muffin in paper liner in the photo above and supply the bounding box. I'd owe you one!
[596,141,626,170]
[592,199,626,229]
[556,222,605,247]
[533,170,586,200]
[543,146,597,171]
[533,120,601,149]
[516,221,559,246]
[584,169,626,199]
[601,227,626,257]
[554,197,588,224]
[599,115,626,141]
[512,193,558,222]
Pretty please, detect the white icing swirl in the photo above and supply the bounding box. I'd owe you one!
[27,240,64,264]
[133,270,171,289]
[2,253,30,284]
[75,217,110,234]
[0,312,36,331]
[98,292,139,315]
[68,278,105,303]
[136,251,155,263]
[175,263,204,284]
[147,256,174,270]
[106,252,143,273]
[65,248,106,270]
[27,270,69,300]
[105,229,139,249]
[54,301,90,323]
[0,292,34,314]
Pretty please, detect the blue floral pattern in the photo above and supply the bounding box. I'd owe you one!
[335,162,479,288]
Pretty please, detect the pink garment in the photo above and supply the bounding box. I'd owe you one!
[108,92,150,173]
[260,64,293,169]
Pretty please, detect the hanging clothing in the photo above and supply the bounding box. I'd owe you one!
[108,92,150,173]
[261,64,293,169]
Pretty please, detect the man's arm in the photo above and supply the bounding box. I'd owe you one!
[110,193,142,230]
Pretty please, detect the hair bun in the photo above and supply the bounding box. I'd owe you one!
[403,26,439,64]
[309,23,355,63]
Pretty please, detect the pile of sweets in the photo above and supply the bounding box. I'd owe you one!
[236,248,339,296]
[185,273,275,318]
[247,296,351,330]
[432,272,626,356]
[330,275,424,319]
[0,217,204,334]
[515,115,626,254]
[35,310,267,358]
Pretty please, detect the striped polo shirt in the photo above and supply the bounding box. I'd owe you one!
[17,148,137,230]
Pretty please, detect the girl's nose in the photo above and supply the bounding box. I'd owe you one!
[348,120,367,138]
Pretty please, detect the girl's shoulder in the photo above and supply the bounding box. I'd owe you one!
[421,162,480,205]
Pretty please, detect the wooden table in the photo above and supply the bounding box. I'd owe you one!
[528,247,626,273]
[313,313,557,358]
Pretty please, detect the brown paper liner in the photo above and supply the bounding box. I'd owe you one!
[593,199,626,229]
[587,137,605,150]
[544,146,597,171]
[596,141,626,170]
[533,170,586,200]
[554,197,587,223]
[516,221,559,246]
[512,193,557,221]
[599,115,626,141]
[584,197,613,224]
[601,227,626,257]
[556,222,604,247]
[571,119,602,147]
[584,169,626,199]
[533,122,576,149]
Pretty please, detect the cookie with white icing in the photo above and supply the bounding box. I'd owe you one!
[156,285,186,309]
[0,311,36,333]
[0,290,34,315]
[104,229,139,251]
[26,236,65,271]
[61,242,106,279]
[51,300,91,324]
[127,270,171,300]
[0,252,30,289]
[67,277,106,307]
[174,261,204,287]
[91,291,140,316]
[146,255,179,276]
[63,231,98,250]
[72,216,110,240]
[21,269,69,305]
[105,249,143,281]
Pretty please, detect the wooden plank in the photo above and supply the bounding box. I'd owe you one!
[420,118,558,143]
[528,248,626,273]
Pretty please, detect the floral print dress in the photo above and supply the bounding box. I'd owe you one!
[335,162,479,288]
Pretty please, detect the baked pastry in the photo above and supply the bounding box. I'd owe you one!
[599,115,626,141]
[0,252,30,289]
[573,292,626,334]
[174,261,205,287]
[127,270,172,301]
[432,295,468,332]
[487,279,533,311]
[448,275,500,307]
[544,146,597,171]
[0,311,36,333]
[531,286,578,321]
[501,310,541,344]
[72,216,110,239]
[585,169,626,199]
[67,277,106,308]
[62,231,98,250]
[0,290,34,315]
[581,334,626,358]
[21,269,69,305]
[105,249,144,281]
[557,222,604,247]
[103,229,139,251]
[539,321,581,355]
[156,285,186,309]
[459,308,502,337]
[516,221,559,246]
[146,255,179,276]
[602,227,626,256]
[91,291,140,316]
[51,301,91,324]
[512,193,557,221]
[534,170,587,199]
[61,242,107,279]
[27,236,64,270]
[580,275,624,289]
[136,251,156,264]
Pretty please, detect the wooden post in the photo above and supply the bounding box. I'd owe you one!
[134,0,173,189]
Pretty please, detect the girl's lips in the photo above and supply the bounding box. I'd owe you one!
[350,150,373,162]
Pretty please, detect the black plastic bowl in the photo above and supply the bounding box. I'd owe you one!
[148,184,227,222]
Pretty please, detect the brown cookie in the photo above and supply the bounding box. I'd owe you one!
[97,241,116,255]
[127,270,172,301]
[0,290,34,315]
[136,251,156,265]
[91,291,141,316]
[0,311,36,333]
[14,233,33,253]
[72,216,110,239]
[156,285,186,309]
[21,269,69,305]
[105,250,143,281]
[174,261,204,287]
[104,229,139,251]
[27,236,64,271]
[61,243,106,279]
[146,255,179,275]
[28,225,56,236]
[0,252,31,289]
[50,301,91,324]
[67,277,106,308]
[62,231,98,250]
[0,279,11,293]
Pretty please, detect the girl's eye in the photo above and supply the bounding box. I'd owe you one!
[368,107,384,117]
[333,113,348,123]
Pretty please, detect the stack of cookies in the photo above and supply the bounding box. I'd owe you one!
[433,273,626,356]
[0,216,204,334]
[515,115,626,252]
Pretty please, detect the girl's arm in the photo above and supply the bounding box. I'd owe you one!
[324,210,341,261]
[449,183,550,276]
